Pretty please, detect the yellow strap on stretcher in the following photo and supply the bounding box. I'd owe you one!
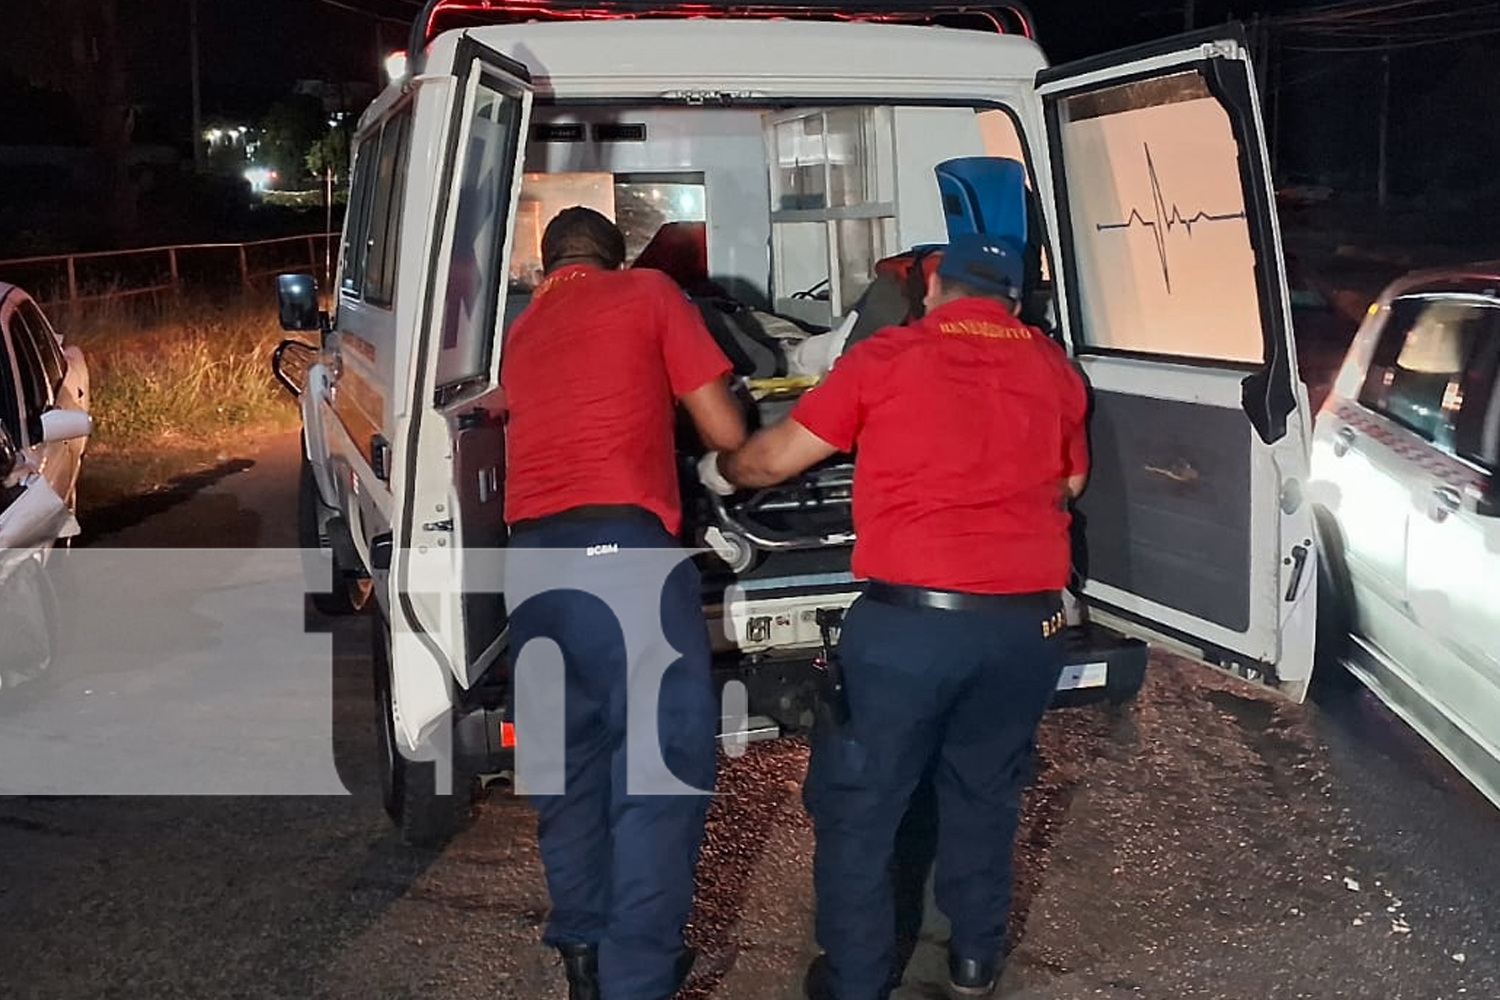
[745,375,821,400]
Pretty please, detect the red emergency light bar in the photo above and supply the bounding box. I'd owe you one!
[408,0,1036,72]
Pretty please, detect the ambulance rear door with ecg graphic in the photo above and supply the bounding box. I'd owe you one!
[1036,27,1318,699]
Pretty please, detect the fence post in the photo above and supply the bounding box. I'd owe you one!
[66,256,78,308]
[307,235,318,283]
[169,247,181,296]
[238,244,250,288]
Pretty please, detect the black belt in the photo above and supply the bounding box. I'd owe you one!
[864,580,1060,615]
[508,504,658,536]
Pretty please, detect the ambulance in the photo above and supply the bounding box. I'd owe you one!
[273,0,1319,846]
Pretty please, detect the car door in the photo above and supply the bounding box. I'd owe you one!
[1036,27,1318,699]
[1401,306,1500,793]
[10,295,85,502]
[391,39,533,717]
[0,291,77,505]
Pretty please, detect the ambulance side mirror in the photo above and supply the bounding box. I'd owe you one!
[278,274,327,334]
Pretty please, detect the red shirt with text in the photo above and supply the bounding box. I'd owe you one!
[502,265,731,536]
[790,298,1089,593]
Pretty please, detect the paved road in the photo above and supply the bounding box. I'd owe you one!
[1,431,1496,1000]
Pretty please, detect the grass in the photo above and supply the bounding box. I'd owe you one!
[66,292,302,515]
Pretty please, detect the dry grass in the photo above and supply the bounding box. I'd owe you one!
[66,292,301,511]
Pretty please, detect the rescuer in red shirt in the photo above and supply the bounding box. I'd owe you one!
[699,233,1089,1000]
[501,207,746,1000]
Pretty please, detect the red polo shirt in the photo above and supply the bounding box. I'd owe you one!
[501,265,731,536]
[790,298,1089,594]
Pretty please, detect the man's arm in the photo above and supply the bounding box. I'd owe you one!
[719,418,839,489]
[679,376,748,453]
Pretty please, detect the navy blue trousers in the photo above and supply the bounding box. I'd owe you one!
[803,591,1065,1000]
[505,511,718,1000]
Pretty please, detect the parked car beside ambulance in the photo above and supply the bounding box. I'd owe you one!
[0,281,92,690]
[1309,264,1500,809]
[274,0,1321,846]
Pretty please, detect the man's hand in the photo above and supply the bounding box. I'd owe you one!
[697,451,736,496]
[722,418,840,489]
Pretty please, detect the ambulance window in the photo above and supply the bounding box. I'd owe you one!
[363,107,413,308]
[436,77,523,391]
[1051,71,1264,364]
[768,107,897,324]
[340,139,379,297]
[509,172,707,290]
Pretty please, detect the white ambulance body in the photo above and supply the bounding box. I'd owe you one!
[275,2,1318,845]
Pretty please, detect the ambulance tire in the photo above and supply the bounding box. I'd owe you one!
[372,615,475,849]
[299,450,367,617]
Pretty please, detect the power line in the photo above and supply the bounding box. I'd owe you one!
[1282,23,1500,51]
[305,0,412,26]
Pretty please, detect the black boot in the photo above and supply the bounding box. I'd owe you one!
[654,946,697,999]
[947,952,997,998]
[558,943,599,1000]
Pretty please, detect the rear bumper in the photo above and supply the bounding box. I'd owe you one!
[451,619,1148,775]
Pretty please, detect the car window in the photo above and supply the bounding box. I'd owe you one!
[1453,327,1500,473]
[1357,296,1499,448]
[13,299,65,391]
[0,326,21,444]
[10,310,54,428]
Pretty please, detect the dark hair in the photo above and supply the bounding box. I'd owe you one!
[541,206,627,273]
[937,274,1018,311]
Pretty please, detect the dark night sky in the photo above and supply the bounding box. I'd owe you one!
[0,0,1286,131]
[2,0,1498,201]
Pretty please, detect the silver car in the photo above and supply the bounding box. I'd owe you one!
[1309,263,1500,808]
[0,282,92,691]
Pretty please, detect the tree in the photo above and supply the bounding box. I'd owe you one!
[58,0,139,246]
[306,124,353,186]
[253,96,325,189]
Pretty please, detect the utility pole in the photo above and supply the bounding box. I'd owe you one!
[1270,28,1281,178]
[190,0,204,171]
[1183,0,1196,32]
[1377,52,1390,213]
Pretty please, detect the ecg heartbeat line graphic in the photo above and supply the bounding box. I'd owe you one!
[1095,142,1246,294]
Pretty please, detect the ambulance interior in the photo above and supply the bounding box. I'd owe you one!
[502,102,1053,579]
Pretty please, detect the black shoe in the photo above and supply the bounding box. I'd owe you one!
[648,946,699,1000]
[803,954,835,1000]
[557,942,599,1000]
[947,953,997,998]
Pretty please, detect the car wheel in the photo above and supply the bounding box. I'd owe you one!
[0,554,59,693]
[1311,506,1360,691]
[372,614,476,849]
[299,449,370,616]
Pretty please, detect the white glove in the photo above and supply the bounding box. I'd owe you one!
[697,451,736,496]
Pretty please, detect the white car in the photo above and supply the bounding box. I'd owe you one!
[1309,264,1500,808]
[0,282,92,690]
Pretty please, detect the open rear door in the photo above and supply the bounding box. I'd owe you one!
[390,38,532,752]
[1037,27,1318,700]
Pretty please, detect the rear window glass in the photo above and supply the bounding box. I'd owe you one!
[1357,296,1498,447]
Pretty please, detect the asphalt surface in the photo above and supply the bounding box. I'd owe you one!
[1,429,1496,1000]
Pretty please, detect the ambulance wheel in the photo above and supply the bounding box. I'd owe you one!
[299,450,369,616]
[372,616,475,849]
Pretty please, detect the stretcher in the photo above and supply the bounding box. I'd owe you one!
[691,375,857,574]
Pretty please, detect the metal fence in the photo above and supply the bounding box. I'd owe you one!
[0,232,340,311]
